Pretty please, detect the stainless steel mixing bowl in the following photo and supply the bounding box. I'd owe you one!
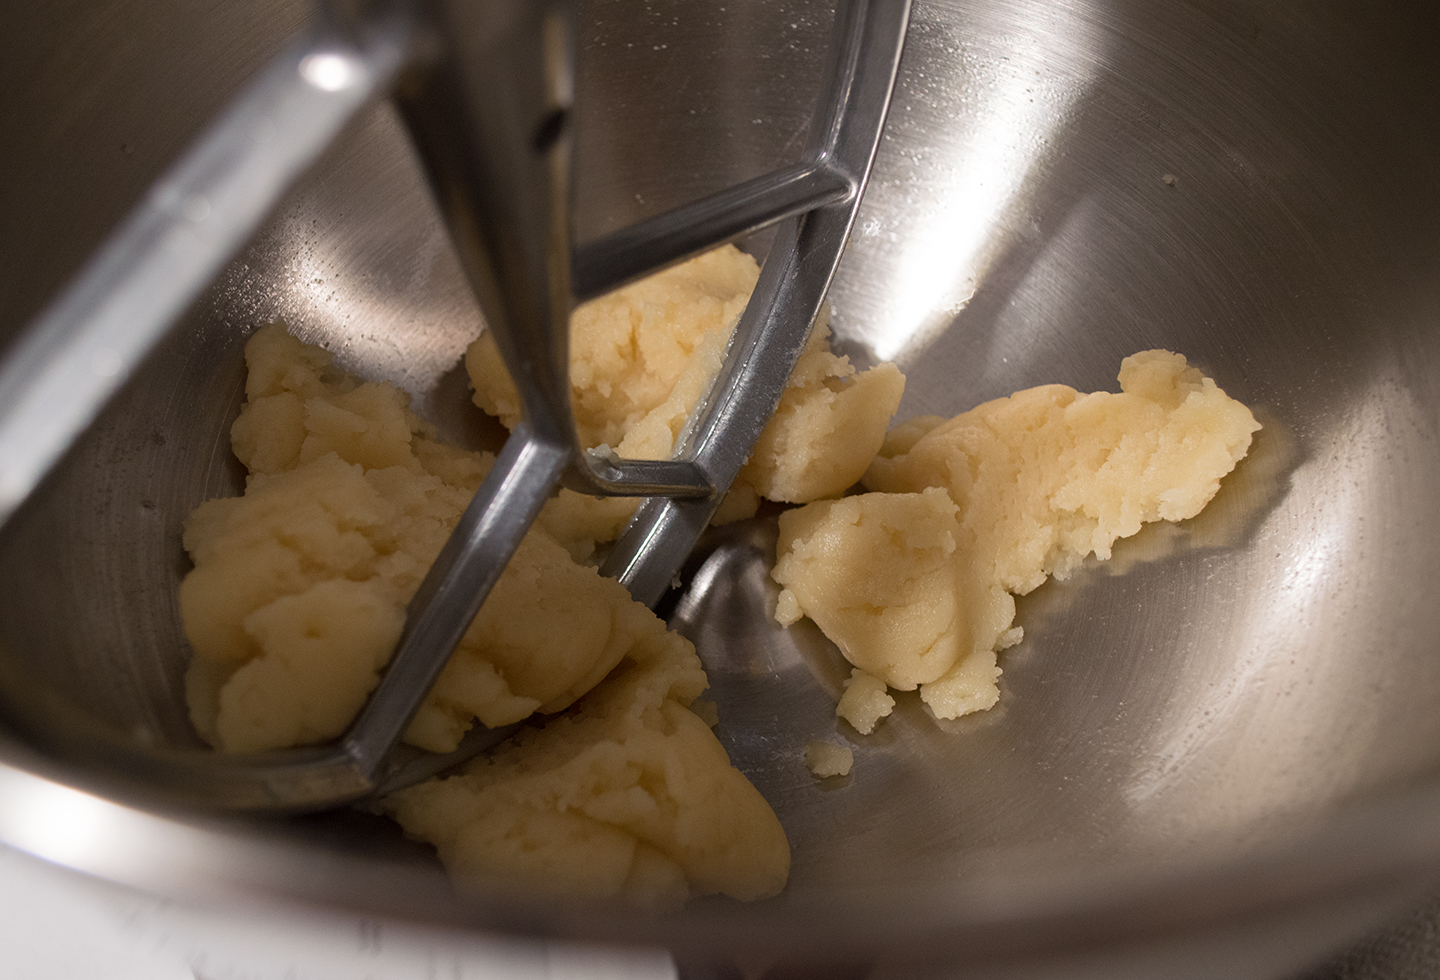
[1,0,1438,977]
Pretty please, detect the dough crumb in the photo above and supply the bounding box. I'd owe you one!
[836,669,896,735]
[804,740,854,778]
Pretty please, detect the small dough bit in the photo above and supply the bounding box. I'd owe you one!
[836,669,897,736]
[803,740,854,778]
[774,350,1261,726]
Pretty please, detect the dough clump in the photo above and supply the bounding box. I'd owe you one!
[387,625,790,906]
[181,308,790,902]
[466,244,905,538]
[182,324,651,755]
[180,246,901,902]
[773,350,1260,728]
[836,668,897,736]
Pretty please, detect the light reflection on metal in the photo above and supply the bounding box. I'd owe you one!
[853,22,1100,362]
[0,22,412,526]
[1124,393,1379,809]
[299,52,361,92]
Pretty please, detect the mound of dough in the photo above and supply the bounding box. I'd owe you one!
[774,350,1260,729]
[183,325,646,754]
[386,625,790,907]
[180,247,895,901]
[181,323,789,902]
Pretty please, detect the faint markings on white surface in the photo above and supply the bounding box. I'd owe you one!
[546,944,679,980]
[0,845,191,980]
[0,844,677,980]
[0,776,120,872]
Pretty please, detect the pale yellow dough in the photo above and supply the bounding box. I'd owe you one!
[185,246,892,903]
[803,740,854,778]
[386,626,790,906]
[182,326,644,754]
[835,669,897,736]
[466,244,905,510]
[774,350,1260,725]
[181,318,788,903]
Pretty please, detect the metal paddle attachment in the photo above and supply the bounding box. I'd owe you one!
[0,0,909,810]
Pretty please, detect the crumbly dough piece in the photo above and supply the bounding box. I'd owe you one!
[803,740,854,778]
[774,350,1260,724]
[835,669,897,736]
[386,626,790,906]
[466,245,904,511]
[183,327,638,753]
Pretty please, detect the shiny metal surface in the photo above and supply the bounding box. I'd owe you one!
[0,13,412,528]
[0,0,1438,976]
[598,0,911,605]
[0,0,905,810]
[314,0,897,806]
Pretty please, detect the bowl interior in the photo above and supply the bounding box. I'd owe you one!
[1,0,1439,950]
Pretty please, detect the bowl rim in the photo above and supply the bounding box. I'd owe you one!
[3,707,1439,968]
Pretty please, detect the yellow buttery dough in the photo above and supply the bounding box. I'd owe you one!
[386,622,790,906]
[182,325,645,754]
[180,247,896,902]
[180,320,788,903]
[803,740,854,778]
[466,244,904,513]
[773,350,1260,730]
